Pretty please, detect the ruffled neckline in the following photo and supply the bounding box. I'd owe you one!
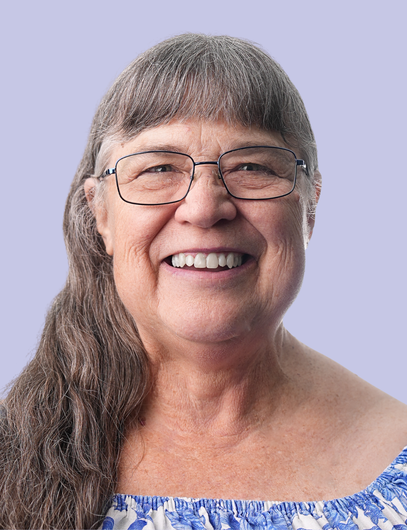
[103,446,407,530]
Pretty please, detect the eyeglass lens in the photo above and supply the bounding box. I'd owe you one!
[115,147,297,205]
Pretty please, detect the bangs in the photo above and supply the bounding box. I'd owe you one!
[100,35,300,142]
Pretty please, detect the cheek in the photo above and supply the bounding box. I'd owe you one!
[273,201,306,259]
[248,195,306,255]
[110,201,173,262]
[251,198,306,299]
[109,207,174,309]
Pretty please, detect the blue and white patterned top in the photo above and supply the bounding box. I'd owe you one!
[101,446,407,530]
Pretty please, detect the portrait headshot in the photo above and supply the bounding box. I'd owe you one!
[1,1,406,529]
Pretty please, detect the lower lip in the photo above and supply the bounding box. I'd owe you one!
[161,256,255,279]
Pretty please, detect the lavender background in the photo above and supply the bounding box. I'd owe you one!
[1,1,406,401]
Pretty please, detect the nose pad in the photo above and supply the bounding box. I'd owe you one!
[175,163,236,226]
[190,163,224,190]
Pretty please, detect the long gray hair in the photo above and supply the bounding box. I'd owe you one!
[0,34,318,529]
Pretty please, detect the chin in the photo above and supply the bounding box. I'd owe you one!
[159,307,272,349]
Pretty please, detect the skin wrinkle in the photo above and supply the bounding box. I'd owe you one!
[143,332,292,434]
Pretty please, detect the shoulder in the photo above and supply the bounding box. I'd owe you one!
[313,346,407,478]
[289,337,407,472]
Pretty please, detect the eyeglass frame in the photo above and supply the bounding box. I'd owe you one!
[98,145,307,206]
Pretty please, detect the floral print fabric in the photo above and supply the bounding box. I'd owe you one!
[101,446,407,529]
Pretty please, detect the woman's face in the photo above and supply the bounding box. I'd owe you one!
[88,119,314,352]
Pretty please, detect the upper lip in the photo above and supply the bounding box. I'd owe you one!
[163,247,256,260]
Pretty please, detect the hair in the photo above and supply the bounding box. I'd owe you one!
[0,34,319,529]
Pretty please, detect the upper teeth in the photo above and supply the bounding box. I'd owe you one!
[171,252,243,269]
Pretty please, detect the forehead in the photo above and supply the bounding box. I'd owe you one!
[109,119,287,164]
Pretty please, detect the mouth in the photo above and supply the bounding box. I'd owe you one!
[166,251,250,271]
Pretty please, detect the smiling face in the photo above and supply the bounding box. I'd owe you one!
[86,119,314,356]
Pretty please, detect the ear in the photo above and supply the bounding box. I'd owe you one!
[84,178,114,256]
[306,170,322,243]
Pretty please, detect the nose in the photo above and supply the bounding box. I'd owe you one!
[174,162,237,228]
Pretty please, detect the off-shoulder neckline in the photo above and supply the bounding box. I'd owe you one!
[114,444,407,508]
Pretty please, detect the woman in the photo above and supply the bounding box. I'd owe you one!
[1,34,407,530]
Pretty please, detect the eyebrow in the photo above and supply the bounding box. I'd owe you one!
[122,140,283,156]
[227,140,283,150]
[126,143,190,154]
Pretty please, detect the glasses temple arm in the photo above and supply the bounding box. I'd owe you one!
[296,159,308,176]
[98,168,116,180]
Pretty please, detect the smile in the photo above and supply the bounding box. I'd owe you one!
[171,252,245,270]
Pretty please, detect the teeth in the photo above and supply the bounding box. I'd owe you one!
[171,252,244,269]
[206,253,218,269]
[194,253,206,268]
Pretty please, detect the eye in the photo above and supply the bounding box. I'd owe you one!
[236,163,270,172]
[144,164,174,174]
[232,162,278,176]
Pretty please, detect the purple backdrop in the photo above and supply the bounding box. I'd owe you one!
[1,1,406,401]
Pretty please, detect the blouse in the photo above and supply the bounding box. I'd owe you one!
[101,445,407,529]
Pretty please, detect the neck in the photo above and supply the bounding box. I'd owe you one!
[137,326,309,439]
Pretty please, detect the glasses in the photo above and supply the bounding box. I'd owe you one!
[98,146,307,206]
